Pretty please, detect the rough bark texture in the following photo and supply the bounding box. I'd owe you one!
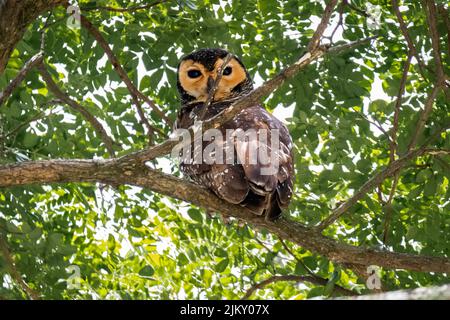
[0,0,67,74]
[1,158,449,273]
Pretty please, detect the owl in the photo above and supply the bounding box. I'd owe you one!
[175,48,294,220]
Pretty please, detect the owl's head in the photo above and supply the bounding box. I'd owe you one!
[177,48,253,104]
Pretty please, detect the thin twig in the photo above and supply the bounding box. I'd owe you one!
[278,238,356,295]
[391,0,428,80]
[3,111,46,139]
[37,62,117,157]
[327,35,379,54]
[437,5,450,58]
[317,138,442,231]
[80,0,167,13]
[279,238,314,276]
[242,275,354,299]
[423,148,450,156]
[0,52,44,106]
[406,84,440,151]
[198,53,232,120]
[382,52,413,243]
[346,2,369,17]
[116,36,379,166]
[78,14,172,133]
[424,0,445,84]
[390,52,413,162]
[329,0,346,42]
[0,235,40,300]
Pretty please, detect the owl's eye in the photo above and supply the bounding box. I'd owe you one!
[187,70,202,78]
[223,66,232,76]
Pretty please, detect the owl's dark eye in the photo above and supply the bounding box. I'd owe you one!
[187,70,202,78]
[223,66,232,76]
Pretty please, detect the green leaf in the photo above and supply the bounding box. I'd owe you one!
[215,258,229,273]
[187,208,203,223]
[138,265,155,277]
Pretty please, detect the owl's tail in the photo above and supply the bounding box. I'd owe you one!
[242,189,282,221]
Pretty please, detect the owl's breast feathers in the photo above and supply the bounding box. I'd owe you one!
[175,101,294,220]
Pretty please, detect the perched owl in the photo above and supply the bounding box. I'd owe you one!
[175,48,294,220]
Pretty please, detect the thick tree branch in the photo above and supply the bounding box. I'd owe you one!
[0,157,449,273]
[242,275,354,300]
[0,235,40,300]
[0,52,44,106]
[36,62,117,157]
[78,14,172,131]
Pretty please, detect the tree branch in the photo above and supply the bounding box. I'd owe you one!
[80,0,168,13]
[78,14,172,131]
[0,157,449,273]
[390,52,413,162]
[0,0,67,74]
[122,39,378,166]
[198,53,233,120]
[36,62,117,157]
[383,51,413,244]
[317,143,434,231]
[0,52,44,106]
[308,0,338,51]
[406,84,440,151]
[437,4,450,58]
[242,275,354,299]
[0,235,41,300]
[391,0,427,79]
[424,0,445,84]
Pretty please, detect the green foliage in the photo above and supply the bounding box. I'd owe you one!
[0,0,449,299]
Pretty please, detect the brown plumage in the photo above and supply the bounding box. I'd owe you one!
[175,48,294,220]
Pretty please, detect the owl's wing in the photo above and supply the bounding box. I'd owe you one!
[231,106,294,218]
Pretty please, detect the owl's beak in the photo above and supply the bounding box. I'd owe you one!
[206,76,215,95]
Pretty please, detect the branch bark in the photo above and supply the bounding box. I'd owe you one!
[1,157,449,273]
[308,0,338,51]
